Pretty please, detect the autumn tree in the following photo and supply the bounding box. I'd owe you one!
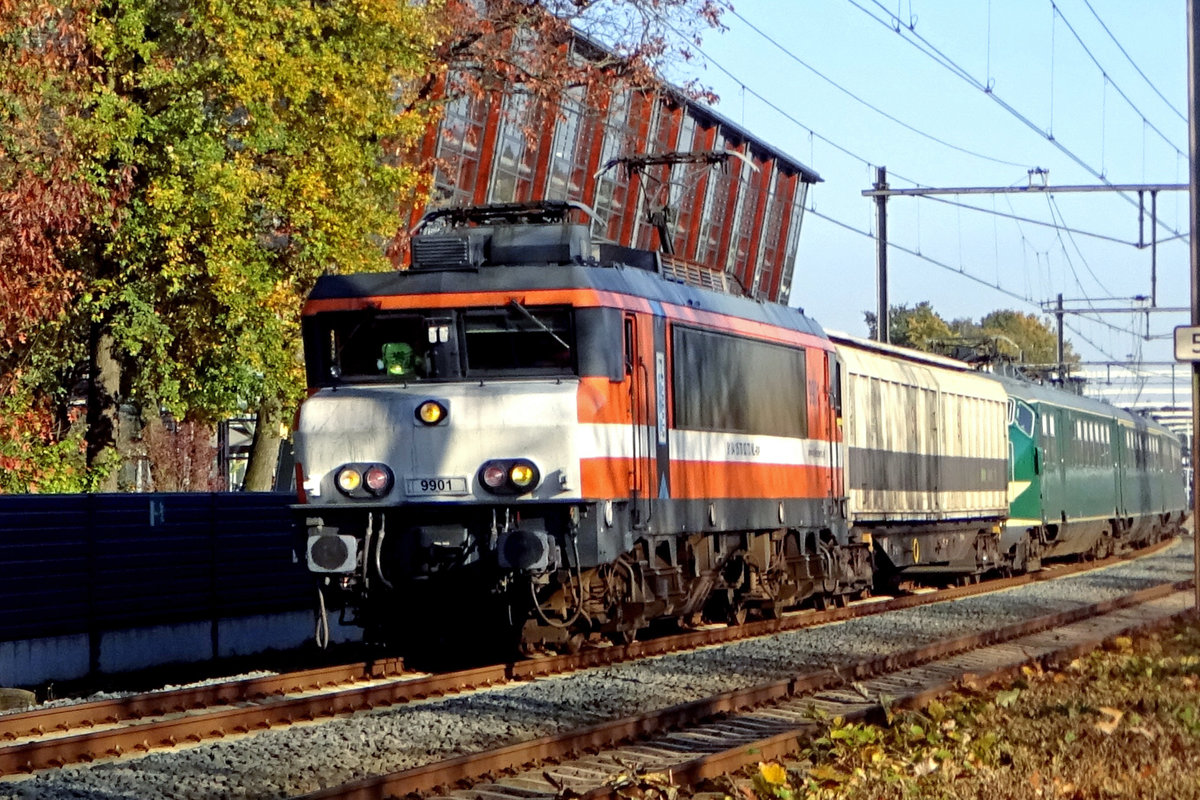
[2,0,725,493]
[425,0,722,105]
[864,304,1078,368]
[98,0,725,491]
[0,0,131,492]
[74,0,440,490]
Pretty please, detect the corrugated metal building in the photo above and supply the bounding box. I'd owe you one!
[409,65,821,306]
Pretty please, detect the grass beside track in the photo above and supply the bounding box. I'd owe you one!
[673,617,1200,799]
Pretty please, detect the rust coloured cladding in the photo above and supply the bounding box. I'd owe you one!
[413,64,820,306]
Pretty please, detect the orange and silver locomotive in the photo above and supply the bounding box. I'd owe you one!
[294,203,867,651]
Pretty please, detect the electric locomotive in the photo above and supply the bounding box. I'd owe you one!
[291,201,1188,655]
[293,202,869,651]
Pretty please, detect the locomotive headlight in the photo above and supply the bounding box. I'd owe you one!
[363,465,392,496]
[509,463,536,488]
[482,463,507,489]
[479,459,540,495]
[416,400,447,425]
[336,467,362,494]
[333,462,392,499]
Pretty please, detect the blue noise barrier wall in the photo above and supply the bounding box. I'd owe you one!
[0,493,314,686]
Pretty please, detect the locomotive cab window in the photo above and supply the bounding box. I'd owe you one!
[1011,400,1035,438]
[317,312,445,382]
[463,304,575,377]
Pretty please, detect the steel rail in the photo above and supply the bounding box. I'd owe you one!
[584,588,1198,800]
[0,538,1178,776]
[296,579,1194,800]
[0,659,406,744]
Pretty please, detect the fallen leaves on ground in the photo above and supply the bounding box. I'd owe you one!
[713,620,1200,799]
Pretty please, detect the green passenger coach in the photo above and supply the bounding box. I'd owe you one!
[994,374,1187,570]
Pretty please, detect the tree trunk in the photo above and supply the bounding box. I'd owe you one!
[241,396,283,491]
[86,324,122,492]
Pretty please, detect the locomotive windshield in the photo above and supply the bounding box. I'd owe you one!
[1008,399,1035,438]
[463,303,574,375]
[306,305,576,385]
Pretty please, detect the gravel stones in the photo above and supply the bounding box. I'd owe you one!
[2,542,1191,800]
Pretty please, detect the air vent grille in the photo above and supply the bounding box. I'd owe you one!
[411,230,491,269]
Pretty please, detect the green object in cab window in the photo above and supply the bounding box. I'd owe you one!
[381,342,414,375]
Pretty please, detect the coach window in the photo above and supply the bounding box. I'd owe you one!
[1012,401,1035,438]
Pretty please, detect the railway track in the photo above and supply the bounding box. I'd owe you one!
[300,580,1196,800]
[0,538,1185,792]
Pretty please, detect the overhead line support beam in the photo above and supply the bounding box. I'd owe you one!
[862,182,1187,197]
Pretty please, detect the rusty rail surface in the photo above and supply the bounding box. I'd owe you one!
[296,579,1195,800]
[0,538,1178,777]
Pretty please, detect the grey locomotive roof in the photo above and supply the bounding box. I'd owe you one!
[308,263,830,342]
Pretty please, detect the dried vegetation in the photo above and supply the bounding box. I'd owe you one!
[615,618,1200,800]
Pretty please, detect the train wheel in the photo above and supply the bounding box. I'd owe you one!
[1021,533,1044,573]
[763,599,785,620]
[609,627,637,646]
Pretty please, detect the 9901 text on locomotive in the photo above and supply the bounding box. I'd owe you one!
[293,201,1187,653]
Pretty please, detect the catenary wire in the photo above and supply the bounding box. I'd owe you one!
[803,204,1143,345]
[662,6,1175,384]
[848,0,1188,244]
[718,2,1031,169]
[1081,0,1188,125]
[1045,193,1118,298]
[1049,0,1184,158]
[651,11,928,189]
[917,194,1140,247]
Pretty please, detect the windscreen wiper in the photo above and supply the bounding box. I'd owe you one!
[507,300,570,351]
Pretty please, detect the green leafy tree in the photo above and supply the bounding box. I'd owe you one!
[979,309,1078,367]
[863,302,952,350]
[864,304,1078,367]
[81,0,439,489]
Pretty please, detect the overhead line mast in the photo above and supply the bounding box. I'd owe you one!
[1187,0,1200,606]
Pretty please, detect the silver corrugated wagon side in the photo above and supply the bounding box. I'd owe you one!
[832,334,1009,582]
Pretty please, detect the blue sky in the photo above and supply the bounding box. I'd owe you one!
[671,0,1191,422]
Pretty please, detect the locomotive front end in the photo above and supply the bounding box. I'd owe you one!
[293,291,601,648]
[297,377,583,574]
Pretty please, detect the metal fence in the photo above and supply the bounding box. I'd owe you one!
[0,493,307,644]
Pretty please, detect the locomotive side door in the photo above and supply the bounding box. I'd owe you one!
[650,315,671,521]
[826,350,844,510]
[625,314,653,527]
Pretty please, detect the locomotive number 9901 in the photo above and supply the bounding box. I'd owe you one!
[405,477,469,496]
